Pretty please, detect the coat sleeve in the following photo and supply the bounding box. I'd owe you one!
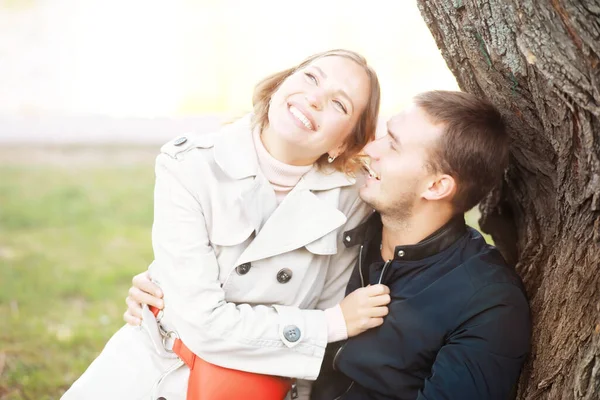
[150,152,328,380]
[416,283,531,400]
[314,192,372,311]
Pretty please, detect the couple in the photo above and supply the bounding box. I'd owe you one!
[63,49,531,400]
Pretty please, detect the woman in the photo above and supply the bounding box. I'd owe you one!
[62,49,389,400]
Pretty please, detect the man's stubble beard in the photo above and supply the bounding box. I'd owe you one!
[362,187,417,228]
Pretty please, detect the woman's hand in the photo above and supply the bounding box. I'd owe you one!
[340,284,390,337]
[123,271,164,326]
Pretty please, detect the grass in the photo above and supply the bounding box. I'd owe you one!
[0,162,156,400]
[0,152,488,399]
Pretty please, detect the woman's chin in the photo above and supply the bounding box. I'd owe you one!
[274,124,311,144]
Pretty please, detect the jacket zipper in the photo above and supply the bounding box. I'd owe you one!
[359,245,365,287]
[336,257,389,370]
[332,343,345,371]
[331,255,389,400]
[334,245,366,373]
[378,260,391,285]
[333,381,355,400]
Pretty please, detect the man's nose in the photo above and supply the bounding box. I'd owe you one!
[363,140,379,159]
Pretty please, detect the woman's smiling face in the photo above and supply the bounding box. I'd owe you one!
[266,55,371,164]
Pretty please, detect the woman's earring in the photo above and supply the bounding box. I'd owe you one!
[328,155,336,163]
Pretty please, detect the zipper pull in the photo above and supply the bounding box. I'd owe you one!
[378,260,392,285]
[291,380,299,399]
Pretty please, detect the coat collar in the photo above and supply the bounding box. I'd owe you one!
[213,114,357,191]
[212,114,258,180]
[234,186,348,266]
[213,114,362,268]
[233,170,356,266]
[343,213,467,262]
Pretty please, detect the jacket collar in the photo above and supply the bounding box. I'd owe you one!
[343,213,467,262]
[213,114,356,191]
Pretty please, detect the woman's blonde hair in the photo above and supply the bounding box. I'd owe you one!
[252,49,381,174]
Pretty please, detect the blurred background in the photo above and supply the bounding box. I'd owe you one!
[0,0,463,398]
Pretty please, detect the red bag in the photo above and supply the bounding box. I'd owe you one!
[150,305,292,400]
[173,338,292,400]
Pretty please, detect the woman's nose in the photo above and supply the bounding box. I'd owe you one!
[305,90,324,111]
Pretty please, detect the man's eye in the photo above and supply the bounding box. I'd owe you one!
[304,73,318,85]
[333,100,348,114]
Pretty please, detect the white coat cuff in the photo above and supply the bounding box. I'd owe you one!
[325,304,348,343]
[273,305,328,350]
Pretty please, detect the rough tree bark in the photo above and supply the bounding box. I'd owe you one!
[417,1,600,399]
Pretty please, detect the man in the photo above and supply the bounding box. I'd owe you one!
[310,91,531,399]
[126,91,531,399]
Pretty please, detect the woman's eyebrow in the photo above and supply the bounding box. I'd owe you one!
[313,66,327,79]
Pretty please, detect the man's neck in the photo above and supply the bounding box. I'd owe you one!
[380,206,454,261]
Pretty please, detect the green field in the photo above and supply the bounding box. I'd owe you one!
[0,157,156,399]
[0,148,488,399]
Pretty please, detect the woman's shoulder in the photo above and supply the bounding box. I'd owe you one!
[159,132,216,160]
[158,114,253,163]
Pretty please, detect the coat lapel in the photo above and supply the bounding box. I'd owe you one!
[211,114,359,266]
[212,115,278,233]
[234,166,357,266]
[234,187,346,266]
[237,174,278,233]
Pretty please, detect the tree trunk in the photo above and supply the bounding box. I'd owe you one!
[417,0,600,398]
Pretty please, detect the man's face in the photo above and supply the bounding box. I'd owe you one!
[359,104,443,219]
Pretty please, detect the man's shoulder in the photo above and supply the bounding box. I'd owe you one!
[453,232,528,309]
[461,245,522,287]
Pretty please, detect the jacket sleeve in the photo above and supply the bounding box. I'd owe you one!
[417,283,531,400]
[150,152,328,380]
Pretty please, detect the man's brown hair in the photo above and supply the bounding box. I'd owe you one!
[414,90,509,213]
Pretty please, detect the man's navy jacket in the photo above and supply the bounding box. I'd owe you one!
[311,214,531,400]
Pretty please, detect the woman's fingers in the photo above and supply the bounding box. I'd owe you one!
[123,308,141,326]
[132,271,163,298]
[128,286,163,309]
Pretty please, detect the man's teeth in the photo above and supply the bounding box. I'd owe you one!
[364,164,380,180]
[289,105,314,130]
[369,170,380,180]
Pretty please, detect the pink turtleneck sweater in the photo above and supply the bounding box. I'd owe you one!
[252,129,348,343]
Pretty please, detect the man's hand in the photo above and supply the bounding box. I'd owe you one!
[123,271,164,326]
[340,284,390,337]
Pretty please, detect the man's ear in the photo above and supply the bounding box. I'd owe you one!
[421,174,456,201]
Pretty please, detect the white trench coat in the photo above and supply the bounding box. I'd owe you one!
[62,116,372,400]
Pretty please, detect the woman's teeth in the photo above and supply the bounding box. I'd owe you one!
[289,105,314,130]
